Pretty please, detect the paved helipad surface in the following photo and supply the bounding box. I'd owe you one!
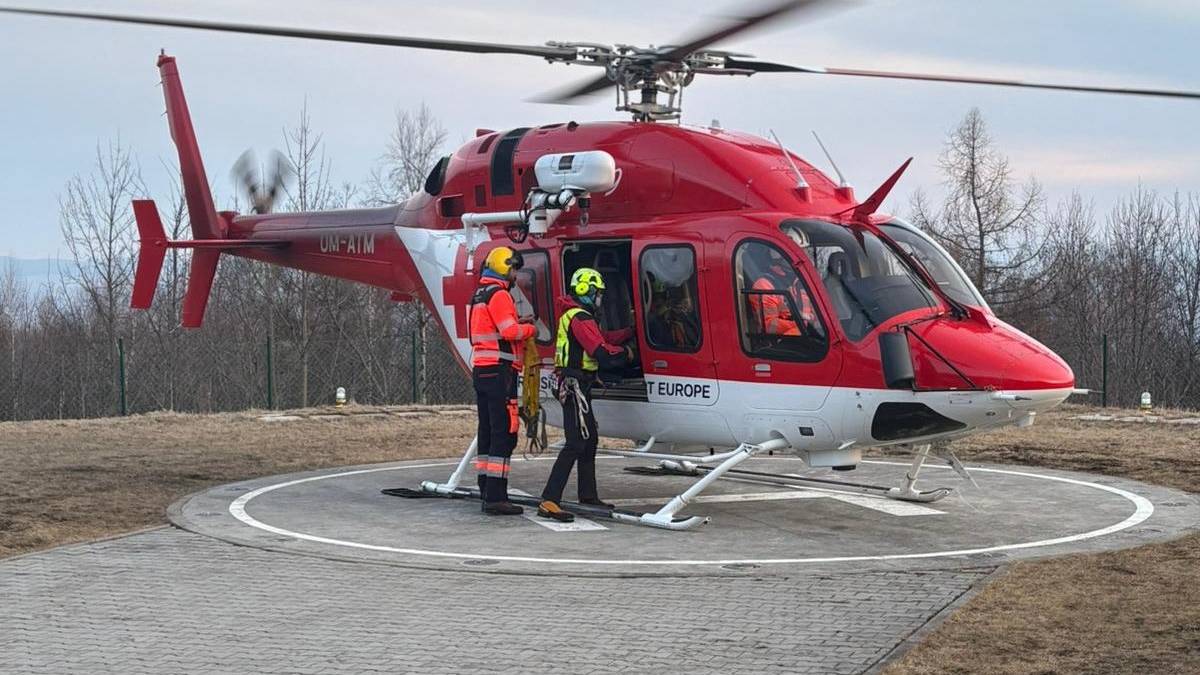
[3,455,1197,674]
[173,456,1199,576]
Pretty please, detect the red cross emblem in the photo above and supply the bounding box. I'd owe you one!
[441,245,475,339]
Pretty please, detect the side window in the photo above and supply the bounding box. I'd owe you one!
[734,239,829,363]
[639,246,702,353]
[512,250,553,344]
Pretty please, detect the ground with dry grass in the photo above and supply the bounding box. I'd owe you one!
[0,405,481,558]
[882,408,1200,675]
[1,404,1197,673]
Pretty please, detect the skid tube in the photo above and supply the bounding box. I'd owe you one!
[384,435,793,531]
[626,445,954,504]
[383,483,705,530]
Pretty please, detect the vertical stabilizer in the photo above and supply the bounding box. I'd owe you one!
[157,52,224,240]
[130,200,167,309]
[182,249,220,328]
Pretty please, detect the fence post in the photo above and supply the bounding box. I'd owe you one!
[266,335,275,410]
[117,338,127,416]
[411,330,418,403]
[1101,333,1108,408]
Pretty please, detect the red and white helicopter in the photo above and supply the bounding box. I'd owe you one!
[6,1,1197,530]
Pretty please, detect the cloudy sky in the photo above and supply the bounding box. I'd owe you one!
[1,0,1197,258]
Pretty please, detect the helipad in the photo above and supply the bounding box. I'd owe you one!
[170,455,1200,577]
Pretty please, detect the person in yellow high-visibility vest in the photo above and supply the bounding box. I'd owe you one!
[537,268,633,523]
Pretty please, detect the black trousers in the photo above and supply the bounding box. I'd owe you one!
[542,376,599,504]
[473,365,518,504]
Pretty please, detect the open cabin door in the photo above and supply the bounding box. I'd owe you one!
[633,238,720,407]
[561,239,647,402]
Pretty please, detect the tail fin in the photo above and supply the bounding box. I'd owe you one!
[182,249,220,329]
[131,200,167,310]
[130,54,288,328]
[157,52,224,240]
[131,198,287,326]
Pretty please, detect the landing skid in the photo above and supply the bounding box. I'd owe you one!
[385,435,792,531]
[383,484,704,530]
[624,443,957,504]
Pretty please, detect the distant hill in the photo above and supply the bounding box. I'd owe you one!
[0,256,70,291]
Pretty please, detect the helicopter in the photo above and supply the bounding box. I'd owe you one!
[4,1,1197,530]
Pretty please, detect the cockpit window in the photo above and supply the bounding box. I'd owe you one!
[879,220,987,309]
[782,219,938,341]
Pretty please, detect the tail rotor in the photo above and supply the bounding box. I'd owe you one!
[232,149,292,214]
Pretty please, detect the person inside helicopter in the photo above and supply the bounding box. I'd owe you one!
[747,246,817,337]
[646,285,700,351]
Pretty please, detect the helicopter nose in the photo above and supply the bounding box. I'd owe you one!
[907,317,1074,391]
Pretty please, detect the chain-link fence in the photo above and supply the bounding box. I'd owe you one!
[0,329,471,422]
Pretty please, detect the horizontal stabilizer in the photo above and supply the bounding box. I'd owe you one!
[130,199,288,325]
[131,200,167,309]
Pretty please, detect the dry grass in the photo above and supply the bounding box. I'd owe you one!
[881,406,1200,675]
[0,405,479,558]
[1,403,1197,673]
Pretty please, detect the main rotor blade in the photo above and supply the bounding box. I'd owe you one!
[0,6,577,59]
[660,0,845,63]
[724,57,1200,100]
[533,73,614,104]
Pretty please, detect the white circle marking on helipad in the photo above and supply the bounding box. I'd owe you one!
[225,458,1156,566]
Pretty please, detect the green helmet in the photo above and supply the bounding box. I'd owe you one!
[570,267,606,300]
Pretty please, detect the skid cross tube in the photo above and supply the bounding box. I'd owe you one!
[637,437,791,529]
[403,436,794,531]
[423,435,477,494]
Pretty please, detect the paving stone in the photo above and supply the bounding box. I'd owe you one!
[0,528,987,674]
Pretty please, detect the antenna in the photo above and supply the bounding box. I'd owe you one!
[769,130,809,191]
[811,130,849,187]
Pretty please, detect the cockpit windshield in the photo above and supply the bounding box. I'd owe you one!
[782,219,939,341]
[878,219,987,309]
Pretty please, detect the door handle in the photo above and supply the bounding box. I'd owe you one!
[652,359,668,369]
[754,363,772,376]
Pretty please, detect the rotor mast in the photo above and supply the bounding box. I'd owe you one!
[544,44,761,121]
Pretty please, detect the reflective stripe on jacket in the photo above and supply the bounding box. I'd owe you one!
[470,277,535,368]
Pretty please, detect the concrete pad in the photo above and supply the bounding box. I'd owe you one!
[170,456,1200,577]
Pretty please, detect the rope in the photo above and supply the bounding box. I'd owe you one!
[520,338,547,458]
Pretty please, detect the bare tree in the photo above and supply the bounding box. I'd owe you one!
[365,103,447,206]
[1170,193,1200,400]
[365,103,447,404]
[58,139,145,344]
[911,108,1044,312]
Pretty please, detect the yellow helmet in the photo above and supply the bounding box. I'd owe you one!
[570,267,606,298]
[484,246,522,276]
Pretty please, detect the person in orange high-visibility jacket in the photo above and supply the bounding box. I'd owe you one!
[469,246,536,515]
[749,248,815,336]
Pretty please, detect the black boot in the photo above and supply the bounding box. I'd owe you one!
[477,475,487,512]
[483,501,524,516]
[579,497,614,510]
